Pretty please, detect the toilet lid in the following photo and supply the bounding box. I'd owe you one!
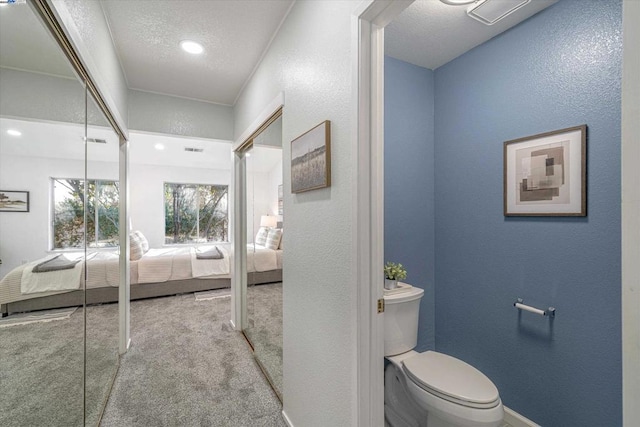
[402,351,500,409]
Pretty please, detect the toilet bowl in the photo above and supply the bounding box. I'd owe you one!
[384,286,503,427]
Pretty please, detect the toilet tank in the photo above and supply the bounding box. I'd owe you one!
[384,287,424,356]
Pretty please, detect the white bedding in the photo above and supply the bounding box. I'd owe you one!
[190,246,230,278]
[136,246,232,283]
[136,243,279,283]
[250,244,279,272]
[21,254,85,294]
[1,243,282,305]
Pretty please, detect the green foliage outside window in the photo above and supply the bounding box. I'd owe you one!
[164,183,228,244]
[53,178,119,249]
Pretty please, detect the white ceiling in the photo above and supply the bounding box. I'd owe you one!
[99,0,294,105]
[0,0,559,108]
[385,0,558,70]
[0,118,281,173]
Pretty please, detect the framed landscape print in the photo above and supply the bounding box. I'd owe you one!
[504,125,586,216]
[291,121,331,193]
[0,190,30,212]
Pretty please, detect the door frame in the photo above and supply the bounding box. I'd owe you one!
[354,1,639,425]
[621,2,640,425]
[352,1,413,426]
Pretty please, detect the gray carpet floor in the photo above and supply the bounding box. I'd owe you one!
[246,282,283,398]
[0,303,119,427]
[100,291,286,427]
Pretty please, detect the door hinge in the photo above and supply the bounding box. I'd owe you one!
[377,298,384,313]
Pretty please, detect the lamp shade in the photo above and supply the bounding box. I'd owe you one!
[260,215,277,228]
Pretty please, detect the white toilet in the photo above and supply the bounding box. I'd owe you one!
[384,286,504,427]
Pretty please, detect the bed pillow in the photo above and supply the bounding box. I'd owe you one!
[136,231,150,254]
[255,227,269,246]
[265,228,282,250]
[130,230,149,261]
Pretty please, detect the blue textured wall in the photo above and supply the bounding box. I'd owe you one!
[433,1,622,425]
[384,56,435,351]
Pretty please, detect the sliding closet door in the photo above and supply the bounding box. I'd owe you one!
[0,2,87,425]
[240,115,283,399]
[84,94,120,426]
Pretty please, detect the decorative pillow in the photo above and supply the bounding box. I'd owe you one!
[255,227,269,246]
[265,228,282,250]
[278,230,283,249]
[129,230,149,261]
[136,231,150,254]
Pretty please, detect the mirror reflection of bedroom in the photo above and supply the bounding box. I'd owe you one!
[244,114,284,399]
[0,2,120,425]
[123,131,234,344]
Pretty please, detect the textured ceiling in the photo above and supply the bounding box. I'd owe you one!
[1,0,559,109]
[100,0,294,106]
[386,0,558,70]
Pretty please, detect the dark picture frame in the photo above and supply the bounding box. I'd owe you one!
[0,190,30,213]
[504,125,587,216]
[291,120,331,193]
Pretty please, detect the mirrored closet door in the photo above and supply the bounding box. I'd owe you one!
[0,1,121,425]
[238,113,283,399]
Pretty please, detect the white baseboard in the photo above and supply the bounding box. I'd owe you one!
[504,406,540,427]
[281,410,294,427]
[281,405,532,427]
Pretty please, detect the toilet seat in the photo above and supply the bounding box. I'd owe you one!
[402,351,500,410]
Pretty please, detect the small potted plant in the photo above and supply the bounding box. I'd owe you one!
[384,261,407,290]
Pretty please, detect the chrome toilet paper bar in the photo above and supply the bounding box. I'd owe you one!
[514,298,555,317]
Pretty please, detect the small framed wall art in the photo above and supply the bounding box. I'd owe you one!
[0,190,30,212]
[504,125,586,216]
[291,120,331,193]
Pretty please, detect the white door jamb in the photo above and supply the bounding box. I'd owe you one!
[353,2,413,426]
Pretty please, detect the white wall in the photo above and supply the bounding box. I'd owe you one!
[268,157,283,221]
[1,68,236,142]
[246,169,278,242]
[128,90,234,141]
[233,1,356,425]
[0,154,118,277]
[0,68,100,125]
[52,0,129,135]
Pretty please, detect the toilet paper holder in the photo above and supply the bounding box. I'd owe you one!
[514,298,555,317]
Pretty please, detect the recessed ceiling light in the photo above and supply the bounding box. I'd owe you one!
[7,129,22,137]
[180,40,204,55]
[154,143,165,151]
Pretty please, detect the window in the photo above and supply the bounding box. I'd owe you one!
[164,183,228,244]
[52,178,119,249]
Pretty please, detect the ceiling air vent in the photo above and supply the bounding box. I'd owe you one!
[467,0,531,25]
[184,147,204,153]
[85,137,108,144]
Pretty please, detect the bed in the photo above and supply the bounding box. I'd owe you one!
[0,237,283,316]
